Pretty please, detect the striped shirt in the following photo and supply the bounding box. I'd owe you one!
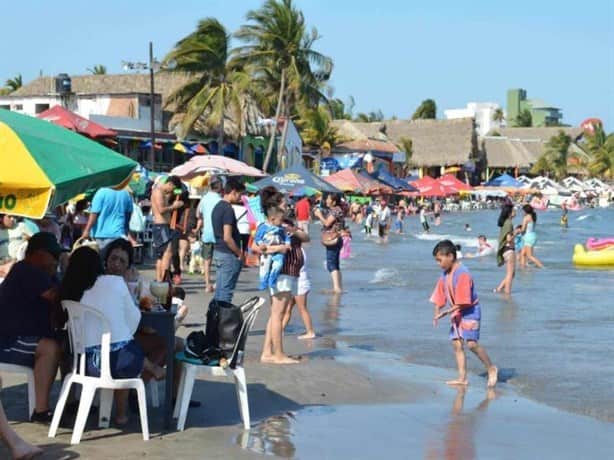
[281,236,304,277]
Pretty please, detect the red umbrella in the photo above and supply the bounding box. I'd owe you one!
[410,176,449,197]
[37,105,117,138]
[324,168,392,195]
[437,174,472,194]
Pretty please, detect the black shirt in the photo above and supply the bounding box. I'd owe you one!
[212,200,240,255]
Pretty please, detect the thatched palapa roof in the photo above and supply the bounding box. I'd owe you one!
[332,118,476,167]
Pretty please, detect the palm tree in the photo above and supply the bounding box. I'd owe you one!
[234,0,333,172]
[164,18,251,149]
[531,130,572,179]
[397,136,414,176]
[87,65,107,75]
[584,125,614,178]
[492,107,504,124]
[5,74,22,92]
[297,105,338,148]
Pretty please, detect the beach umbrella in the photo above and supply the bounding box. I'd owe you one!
[324,168,393,195]
[170,154,266,179]
[173,142,189,153]
[437,174,472,193]
[37,105,117,139]
[370,168,418,192]
[0,108,137,218]
[251,164,341,194]
[190,144,207,154]
[410,176,448,197]
[289,185,320,197]
[486,173,522,188]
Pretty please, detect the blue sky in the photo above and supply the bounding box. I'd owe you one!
[3,0,613,128]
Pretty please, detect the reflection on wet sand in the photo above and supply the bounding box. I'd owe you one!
[236,412,296,458]
[426,388,496,460]
[323,292,342,322]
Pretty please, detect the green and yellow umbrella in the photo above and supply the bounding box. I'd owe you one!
[0,109,137,218]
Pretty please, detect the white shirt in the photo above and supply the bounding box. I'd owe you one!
[80,275,141,347]
[378,206,391,225]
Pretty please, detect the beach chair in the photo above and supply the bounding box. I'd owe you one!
[48,301,150,445]
[0,362,35,418]
[173,297,265,431]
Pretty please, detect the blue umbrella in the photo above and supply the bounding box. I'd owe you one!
[486,173,522,188]
[251,164,341,194]
[370,168,418,192]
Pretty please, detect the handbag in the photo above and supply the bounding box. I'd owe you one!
[321,229,340,247]
[204,299,244,358]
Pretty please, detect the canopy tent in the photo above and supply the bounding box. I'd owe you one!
[437,174,473,193]
[170,154,265,179]
[370,168,418,192]
[251,164,342,194]
[525,176,570,195]
[37,105,117,138]
[485,173,522,188]
[410,176,448,197]
[0,108,137,218]
[324,168,393,195]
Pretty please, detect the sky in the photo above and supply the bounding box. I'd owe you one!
[2,0,613,128]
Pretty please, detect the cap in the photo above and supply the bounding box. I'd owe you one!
[26,232,64,259]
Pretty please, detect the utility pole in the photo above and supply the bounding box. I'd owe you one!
[149,41,155,172]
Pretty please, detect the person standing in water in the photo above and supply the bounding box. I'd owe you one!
[433,201,442,226]
[560,203,569,229]
[495,204,516,294]
[520,204,544,268]
[430,240,498,387]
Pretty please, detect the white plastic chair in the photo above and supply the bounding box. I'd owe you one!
[0,363,35,417]
[48,300,149,445]
[173,297,265,431]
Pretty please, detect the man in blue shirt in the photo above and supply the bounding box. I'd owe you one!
[82,187,133,253]
[195,176,223,293]
[0,232,63,423]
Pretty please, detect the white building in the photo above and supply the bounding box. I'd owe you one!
[444,102,504,137]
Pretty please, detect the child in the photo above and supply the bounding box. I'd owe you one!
[560,204,569,228]
[282,246,316,339]
[394,206,405,234]
[254,206,290,290]
[513,225,524,262]
[464,223,472,232]
[430,240,498,387]
[419,206,430,233]
[455,244,464,259]
[171,286,189,329]
[340,226,352,259]
[364,211,373,235]
[187,234,204,274]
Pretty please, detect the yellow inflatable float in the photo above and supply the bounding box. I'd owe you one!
[572,244,614,267]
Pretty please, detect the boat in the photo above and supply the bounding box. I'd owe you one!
[586,238,614,251]
[572,244,614,266]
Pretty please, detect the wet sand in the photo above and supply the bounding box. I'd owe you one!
[1,265,612,459]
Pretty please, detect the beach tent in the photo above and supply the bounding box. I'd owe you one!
[370,168,418,192]
[437,174,473,193]
[410,176,448,197]
[170,154,265,179]
[324,168,393,195]
[251,164,342,194]
[485,173,522,188]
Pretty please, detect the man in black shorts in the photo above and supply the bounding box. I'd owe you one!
[151,176,184,281]
[0,232,64,423]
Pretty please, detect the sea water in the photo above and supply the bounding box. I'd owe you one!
[305,207,614,422]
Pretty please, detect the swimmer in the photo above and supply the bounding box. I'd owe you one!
[464,224,472,232]
[465,235,494,258]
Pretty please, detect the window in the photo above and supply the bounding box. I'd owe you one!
[13,104,23,111]
[0,105,9,111]
[35,103,50,114]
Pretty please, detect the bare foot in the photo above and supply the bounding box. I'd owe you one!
[261,355,300,364]
[11,439,43,460]
[487,366,498,388]
[298,332,316,340]
[446,379,469,386]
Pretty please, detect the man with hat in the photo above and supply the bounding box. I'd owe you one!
[0,232,64,423]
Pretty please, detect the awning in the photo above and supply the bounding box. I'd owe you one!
[37,105,117,138]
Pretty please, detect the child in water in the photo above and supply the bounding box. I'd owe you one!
[430,240,498,387]
[340,226,352,259]
[560,204,569,228]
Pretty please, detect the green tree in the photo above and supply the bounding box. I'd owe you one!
[584,125,614,179]
[353,110,384,122]
[298,105,338,148]
[329,95,354,120]
[513,109,532,127]
[531,130,572,179]
[87,65,107,75]
[411,99,436,119]
[397,136,414,176]
[234,0,333,172]
[164,18,251,148]
[492,107,504,123]
[5,74,22,92]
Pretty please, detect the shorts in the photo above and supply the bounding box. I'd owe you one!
[297,271,311,296]
[325,238,343,272]
[523,232,537,247]
[152,224,177,259]
[202,242,215,260]
[394,220,402,232]
[434,212,440,219]
[422,220,430,231]
[378,224,388,238]
[296,221,309,234]
[86,339,144,379]
[269,274,298,296]
[0,336,40,368]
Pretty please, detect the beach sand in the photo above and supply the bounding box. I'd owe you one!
[1,265,612,459]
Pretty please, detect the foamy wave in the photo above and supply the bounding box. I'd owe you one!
[413,232,489,248]
[369,267,400,284]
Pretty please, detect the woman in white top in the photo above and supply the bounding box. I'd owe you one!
[60,246,145,426]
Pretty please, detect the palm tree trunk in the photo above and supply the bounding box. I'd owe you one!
[218,116,224,156]
[262,68,286,173]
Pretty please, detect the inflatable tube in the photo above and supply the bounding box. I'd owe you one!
[530,198,548,210]
[586,237,614,251]
[573,244,614,266]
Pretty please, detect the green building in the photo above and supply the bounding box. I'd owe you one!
[506,88,563,127]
